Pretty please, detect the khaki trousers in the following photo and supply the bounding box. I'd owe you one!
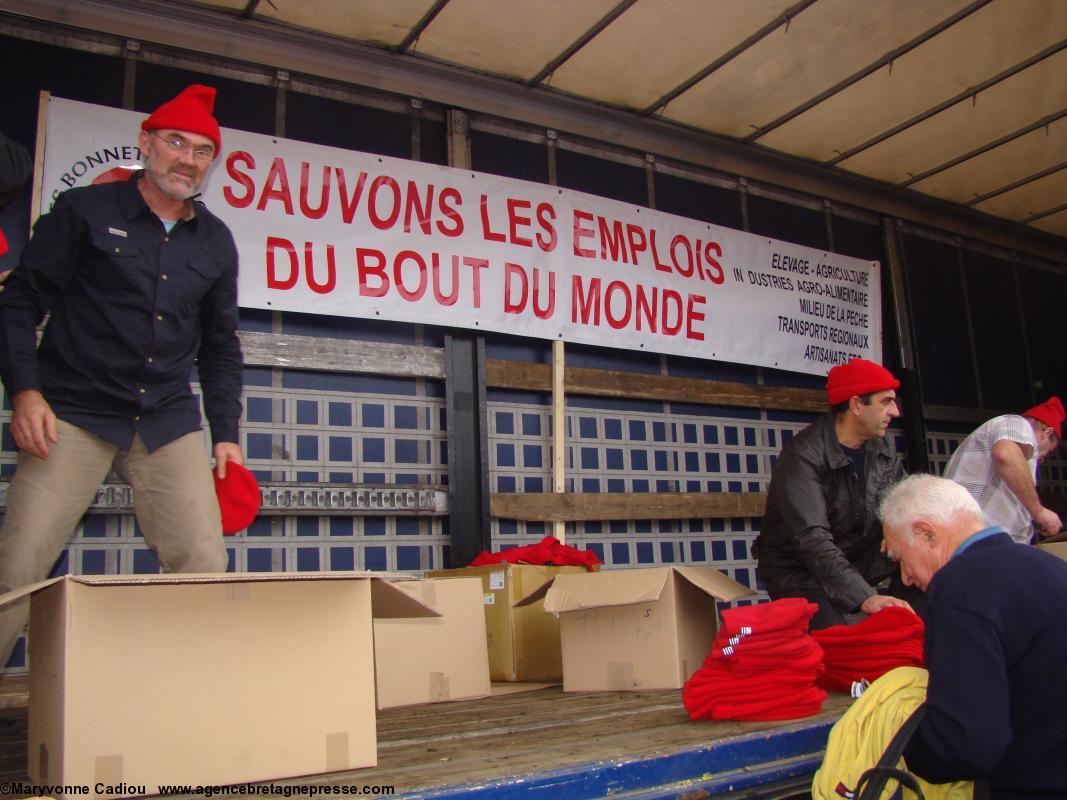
[0,419,227,664]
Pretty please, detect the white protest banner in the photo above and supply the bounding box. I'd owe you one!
[40,96,881,376]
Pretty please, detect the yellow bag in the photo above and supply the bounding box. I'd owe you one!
[811,667,973,800]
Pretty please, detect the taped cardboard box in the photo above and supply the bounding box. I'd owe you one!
[373,577,491,709]
[425,564,590,681]
[519,565,754,692]
[0,572,437,797]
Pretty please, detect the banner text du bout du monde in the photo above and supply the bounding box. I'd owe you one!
[42,97,882,377]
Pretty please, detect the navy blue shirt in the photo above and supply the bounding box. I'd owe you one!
[904,533,1067,796]
[0,173,242,451]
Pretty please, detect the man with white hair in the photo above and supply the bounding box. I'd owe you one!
[880,474,1067,795]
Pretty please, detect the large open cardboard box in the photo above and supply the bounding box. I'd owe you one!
[425,564,590,681]
[519,565,754,692]
[0,572,437,796]
[373,577,491,709]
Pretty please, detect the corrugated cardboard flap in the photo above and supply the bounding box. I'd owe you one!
[65,570,415,586]
[370,579,441,619]
[0,572,437,619]
[539,568,673,614]
[672,565,755,602]
[511,576,554,608]
[0,577,65,609]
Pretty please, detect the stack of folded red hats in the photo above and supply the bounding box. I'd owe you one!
[470,535,601,570]
[812,606,925,692]
[683,598,827,721]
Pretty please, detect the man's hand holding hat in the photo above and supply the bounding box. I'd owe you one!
[213,449,261,535]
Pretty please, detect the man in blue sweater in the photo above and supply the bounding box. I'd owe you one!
[880,474,1067,797]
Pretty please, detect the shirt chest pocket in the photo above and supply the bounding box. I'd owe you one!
[173,255,222,314]
[87,231,144,286]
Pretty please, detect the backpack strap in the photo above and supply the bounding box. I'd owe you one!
[855,704,927,800]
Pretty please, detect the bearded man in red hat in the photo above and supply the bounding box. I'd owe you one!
[753,358,915,629]
[944,396,1064,543]
[0,85,244,664]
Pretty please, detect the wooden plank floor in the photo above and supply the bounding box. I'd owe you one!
[0,676,849,797]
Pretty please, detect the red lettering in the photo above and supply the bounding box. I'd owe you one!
[625,224,647,264]
[356,248,389,297]
[265,236,298,290]
[573,210,596,258]
[650,229,672,274]
[671,235,695,278]
[686,294,706,340]
[431,254,459,306]
[393,250,428,301]
[704,241,725,284]
[436,188,464,237]
[336,169,368,225]
[661,290,683,336]
[304,242,336,294]
[299,163,331,220]
[598,217,628,263]
[536,202,557,253]
[504,263,528,314]
[507,198,533,247]
[368,176,401,230]
[223,151,256,209]
[531,268,555,320]
[464,257,489,308]
[480,195,506,243]
[404,181,433,235]
[256,158,294,215]
[635,285,657,332]
[571,275,601,325]
[605,280,632,330]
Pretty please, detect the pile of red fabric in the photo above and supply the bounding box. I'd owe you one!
[812,606,925,692]
[683,598,827,721]
[469,536,601,570]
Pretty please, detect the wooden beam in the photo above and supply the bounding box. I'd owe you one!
[30,90,49,226]
[490,491,767,522]
[552,340,566,542]
[238,330,444,378]
[922,404,1003,425]
[486,359,825,412]
[229,336,1014,431]
[235,333,825,415]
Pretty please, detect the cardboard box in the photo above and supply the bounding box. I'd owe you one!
[1038,542,1067,561]
[425,564,590,681]
[520,565,754,692]
[0,572,437,796]
[373,577,491,709]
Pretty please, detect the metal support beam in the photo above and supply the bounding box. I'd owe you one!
[443,108,488,565]
[0,481,448,516]
[4,0,1064,265]
[883,218,929,472]
[444,334,491,567]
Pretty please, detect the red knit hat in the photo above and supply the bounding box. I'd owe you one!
[141,84,222,155]
[1023,396,1065,438]
[825,358,900,406]
[812,606,925,691]
[213,462,261,534]
[719,598,818,638]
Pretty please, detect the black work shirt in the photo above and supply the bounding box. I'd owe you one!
[0,174,242,451]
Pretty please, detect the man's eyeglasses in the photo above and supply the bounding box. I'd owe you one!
[150,131,215,162]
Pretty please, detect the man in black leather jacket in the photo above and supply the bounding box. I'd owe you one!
[754,358,914,629]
